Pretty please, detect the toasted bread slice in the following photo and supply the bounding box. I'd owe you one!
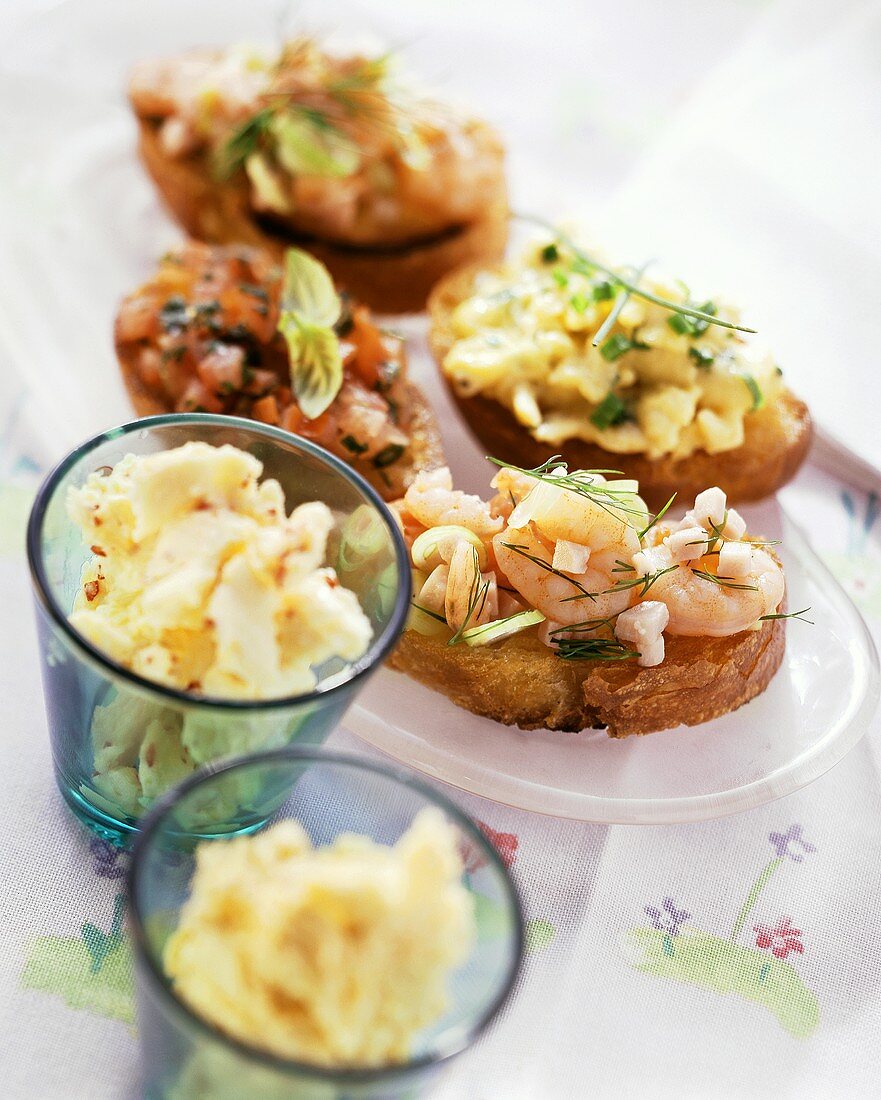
[388,616,785,737]
[117,337,444,500]
[136,119,509,314]
[429,264,812,509]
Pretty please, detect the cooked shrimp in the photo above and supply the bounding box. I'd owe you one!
[493,525,632,625]
[403,468,503,540]
[444,541,499,632]
[511,480,642,558]
[489,466,541,520]
[647,547,784,637]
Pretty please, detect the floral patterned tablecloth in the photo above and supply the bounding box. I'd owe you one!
[2,0,881,1096]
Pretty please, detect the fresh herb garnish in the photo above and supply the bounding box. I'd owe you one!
[688,346,715,369]
[668,300,716,337]
[740,372,764,410]
[411,602,448,624]
[692,569,759,592]
[159,296,189,334]
[277,248,343,419]
[759,607,813,624]
[592,262,651,350]
[600,334,645,362]
[554,637,640,662]
[487,456,648,524]
[341,435,368,455]
[215,107,275,179]
[501,542,593,599]
[570,292,591,314]
[541,243,559,263]
[552,268,569,289]
[590,392,629,429]
[592,280,615,302]
[447,548,491,646]
[518,215,756,334]
[372,443,406,468]
[637,493,677,541]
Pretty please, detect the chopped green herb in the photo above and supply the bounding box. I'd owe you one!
[688,346,715,369]
[740,372,764,410]
[600,334,643,361]
[570,292,591,313]
[668,300,716,337]
[411,602,447,624]
[159,296,189,333]
[592,261,651,350]
[552,268,569,289]
[219,381,236,395]
[590,392,629,429]
[541,243,559,263]
[373,443,406,468]
[341,435,368,455]
[160,345,187,363]
[592,280,615,302]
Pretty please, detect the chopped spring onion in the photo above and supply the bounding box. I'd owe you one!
[462,609,546,647]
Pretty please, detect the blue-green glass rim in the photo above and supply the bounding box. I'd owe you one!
[26,412,412,712]
[127,745,525,1084]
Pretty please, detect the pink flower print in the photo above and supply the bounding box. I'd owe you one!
[754,917,805,960]
[460,821,519,874]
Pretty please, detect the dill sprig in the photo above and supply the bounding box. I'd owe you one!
[692,569,759,592]
[487,456,647,525]
[447,547,490,646]
[501,542,593,599]
[637,493,676,541]
[555,638,640,661]
[516,214,756,335]
[591,261,652,349]
[759,607,813,624]
[411,601,447,624]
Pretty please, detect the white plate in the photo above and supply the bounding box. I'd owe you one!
[1,0,878,823]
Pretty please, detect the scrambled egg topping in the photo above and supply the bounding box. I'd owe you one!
[67,441,372,699]
[164,808,475,1067]
[442,239,783,460]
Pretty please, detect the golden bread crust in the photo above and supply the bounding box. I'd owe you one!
[388,618,785,737]
[428,264,812,509]
[136,119,509,313]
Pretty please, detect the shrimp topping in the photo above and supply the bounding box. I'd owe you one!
[395,466,788,666]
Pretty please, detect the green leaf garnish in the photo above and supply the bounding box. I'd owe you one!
[541,243,559,263]
[276,248,344,419]
[590,392,629,429]
[592,261,651,350]
[554,637,640,662]
[570,292,591,313]
[278,318,343,419]
[692,569,759,592]
[637,493,676,540]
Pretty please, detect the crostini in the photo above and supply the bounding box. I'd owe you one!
[115,241,444,500]
[429,234,812,509]
[388,462,800,737]
[129,39,508,312]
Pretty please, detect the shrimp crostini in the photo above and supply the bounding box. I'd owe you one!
[129,38,508,311]
[115,242,444,500]
[389,463,802,737]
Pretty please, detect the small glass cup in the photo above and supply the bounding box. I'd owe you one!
[27,414,410,846]
[128,747,524,1100]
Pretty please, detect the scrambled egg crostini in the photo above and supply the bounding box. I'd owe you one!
[442,238,783,462]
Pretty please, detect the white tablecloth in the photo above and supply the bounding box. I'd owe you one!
[2,1,881,1096]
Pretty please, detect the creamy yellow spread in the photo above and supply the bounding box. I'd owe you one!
[442,239,783,460]
[67,441,372,699]
[164,808,475,1067]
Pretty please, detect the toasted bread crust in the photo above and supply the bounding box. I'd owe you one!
[136,119,509,313]
[388,618,785,737]
[116,336,445,500]
[428,264,812,509]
